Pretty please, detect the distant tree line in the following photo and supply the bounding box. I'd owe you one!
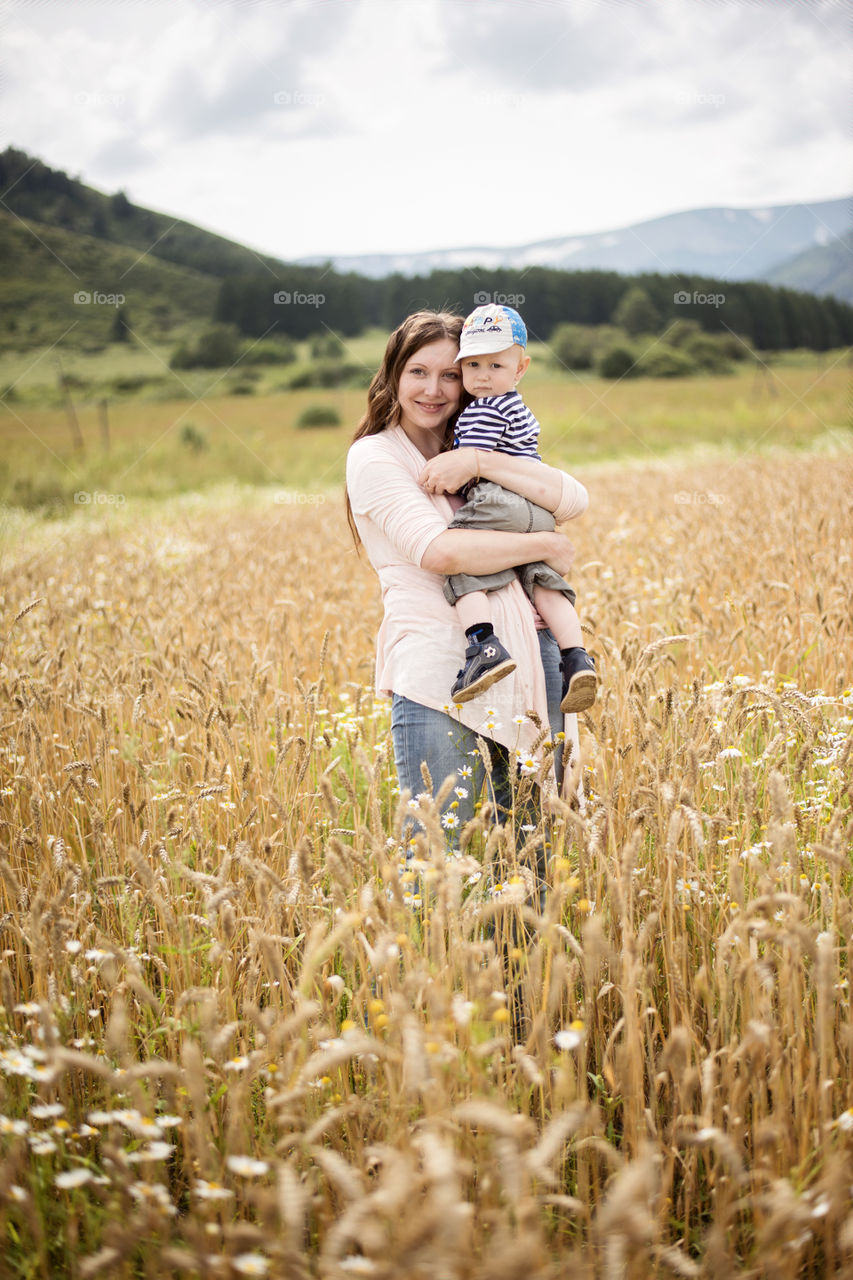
[3,146,850,352]
[214,265,853,351]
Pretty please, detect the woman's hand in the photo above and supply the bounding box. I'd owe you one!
[419,448,479,495]
[542,531,576,577]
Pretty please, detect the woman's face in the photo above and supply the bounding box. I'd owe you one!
[396,338,463,439]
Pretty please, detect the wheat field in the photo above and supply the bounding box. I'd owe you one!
[0,448,851,1279]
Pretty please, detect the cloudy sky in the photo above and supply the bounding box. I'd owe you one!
[2,0,850,261]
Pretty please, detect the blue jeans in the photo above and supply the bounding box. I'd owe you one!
[391,629,565,834]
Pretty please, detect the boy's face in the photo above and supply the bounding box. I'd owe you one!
[458,344,530,398]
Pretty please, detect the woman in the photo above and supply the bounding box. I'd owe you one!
[345,310,588,840]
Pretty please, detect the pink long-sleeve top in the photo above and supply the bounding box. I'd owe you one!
[346,425,589,764]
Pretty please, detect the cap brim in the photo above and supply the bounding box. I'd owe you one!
[455,336,518,362]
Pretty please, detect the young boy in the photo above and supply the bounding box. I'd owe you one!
[444,303,597,713]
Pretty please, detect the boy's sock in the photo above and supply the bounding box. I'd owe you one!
[465,623,495,644]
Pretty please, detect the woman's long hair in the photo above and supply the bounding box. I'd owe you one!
[345,310,468,547]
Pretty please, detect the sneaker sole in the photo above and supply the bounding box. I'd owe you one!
[452,660,517,704]
[560,672,597,714]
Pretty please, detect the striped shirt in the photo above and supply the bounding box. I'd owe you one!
[453,390,541,459]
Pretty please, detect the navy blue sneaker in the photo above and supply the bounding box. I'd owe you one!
[559,648,597,713]
[451,637,516,704]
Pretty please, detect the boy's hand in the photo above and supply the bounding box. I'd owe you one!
[419,448,479,494]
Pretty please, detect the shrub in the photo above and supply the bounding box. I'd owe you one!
[110,306,132,344]
[683,334,733,374]
[180,422,208,451]
[549,324,596,370]
[193,324,240,368]
[240,338,297,366]
[614,286,661,337]
[718,332,753,361]
[665,318,703,348]
[169,343,194,371]
[288,361,371,390]
[6,475,70,513]
[309,332,345,360]
[110,374,151,393]
[636,345,696,378]
[110,190,133,218]
[170,325,240,370]
[598,345,639,379]
[296,404,342,429]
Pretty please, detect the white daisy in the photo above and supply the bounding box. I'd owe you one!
[226,1155,270,1178]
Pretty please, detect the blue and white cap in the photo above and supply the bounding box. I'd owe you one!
[455,304,528,362]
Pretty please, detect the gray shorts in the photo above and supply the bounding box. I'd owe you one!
[443,480,576,608]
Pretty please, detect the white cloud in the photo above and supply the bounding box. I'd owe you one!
[1,0,849,260]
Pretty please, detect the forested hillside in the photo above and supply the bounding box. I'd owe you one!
[2,147,851,353]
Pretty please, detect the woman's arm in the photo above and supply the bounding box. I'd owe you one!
[419,448,588,521]
[421,526,575,577]
[348,435,576,580]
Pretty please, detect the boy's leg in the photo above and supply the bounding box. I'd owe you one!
[447,585,516,708]
[450,620,516,704]
[532,586,597,714]
[531,585,583,649]
[445,482,551,703]
[453,589,492,633]
[444,482,554,614]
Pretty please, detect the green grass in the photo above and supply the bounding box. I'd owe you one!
[0,328,390,406]
[0,342,849,515]
[0,210,218,352]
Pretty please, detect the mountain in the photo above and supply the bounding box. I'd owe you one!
[0,147,287,282]
[0,207,220,350]
[300,198,852,288]
[0,144,297,349]
[1,147,850,353]
[762,231,853,304]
